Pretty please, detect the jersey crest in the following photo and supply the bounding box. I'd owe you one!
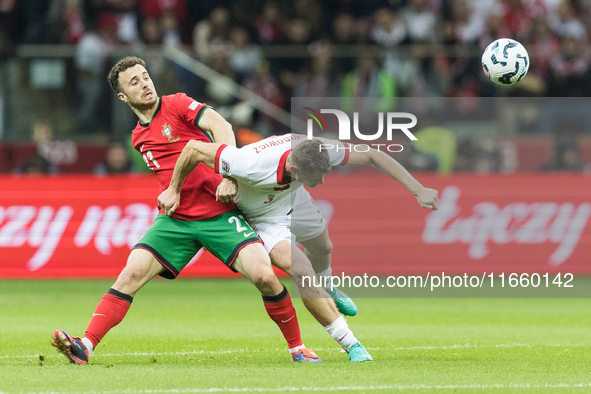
[161,123,180,143]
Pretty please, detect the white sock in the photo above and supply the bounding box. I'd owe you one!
[324,315,357,350]
[81,337,94,356]
[316,267,332,290]
[289,344,305,353]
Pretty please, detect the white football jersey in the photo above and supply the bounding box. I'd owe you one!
[214,134,348,226]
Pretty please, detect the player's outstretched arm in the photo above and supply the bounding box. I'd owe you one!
[347,146,439,211]
[158,140,221,215]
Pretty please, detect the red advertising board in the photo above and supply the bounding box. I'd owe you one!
[0,175,238,278]
[0,173,589,278]
[308,172,591,276]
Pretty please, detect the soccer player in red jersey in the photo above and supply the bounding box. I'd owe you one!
[51,56,322,364]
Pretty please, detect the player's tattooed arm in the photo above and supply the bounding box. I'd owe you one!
[347,146,440,211]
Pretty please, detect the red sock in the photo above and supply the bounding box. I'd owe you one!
[84,288,133,348]
[263,286,303,350]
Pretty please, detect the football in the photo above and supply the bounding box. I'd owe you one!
[481,38,529,85]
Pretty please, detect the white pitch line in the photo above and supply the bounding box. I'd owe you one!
[15,382,591,394]
[0,342,586,360]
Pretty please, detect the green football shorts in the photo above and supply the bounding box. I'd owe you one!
[133,210,260,279]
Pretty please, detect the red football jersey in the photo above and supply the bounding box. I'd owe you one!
[131,93,236,220]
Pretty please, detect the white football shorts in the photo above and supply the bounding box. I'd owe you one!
[252,188,327,253]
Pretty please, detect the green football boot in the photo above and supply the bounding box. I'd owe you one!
[327,286,358,316]
[347,341,373,362]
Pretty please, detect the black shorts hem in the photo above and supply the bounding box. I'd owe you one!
[134,243,179,279]
[226,238,262,272]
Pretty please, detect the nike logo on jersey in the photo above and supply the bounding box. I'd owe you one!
[243,232,254,237]
[281,315,295,323]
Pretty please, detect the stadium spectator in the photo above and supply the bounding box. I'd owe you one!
[93,141,135,174]
[74,12,117,134]
[272,18,313,95]
[293,45,335,97]
[110,0,140,44]
[371,7,406,48]
[528,17,560,76]
[479,11,512,46]
[371,7,408,83]
[53,56,322,365]
[341,52,397,105]
[193,6,232,59]
[253,1,286,44]
[204,49,237,106]
[186,0,230,24]
[454,137,515,174]
[242,60,284,136]
[18,0,53,44]
[136,17,170,91]
[328,13,362,79]
[228,26,263,83]
[15,153,56,175]
[140,17,161,45]
[346,0,396,19]
[546,35,591,96]
[0,0,17,46]
[139,0,190,44]
[161,10,182,48]
[0,28,13,60]
[293,0,323,37]
[540,134,588,171]
[454,137,480,172]
[61,0,85,44]
[451,0,490,45]
[403,0,438,43]
[549,0,587,39]
[14,120,60,175]
[501,0,534,41]
[436,3,484,96]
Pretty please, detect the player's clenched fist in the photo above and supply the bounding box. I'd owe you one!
[158,187,181,216]
[216,177,238,203]
[415,187,439,210]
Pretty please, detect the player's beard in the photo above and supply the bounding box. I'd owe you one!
[129,95,158,112]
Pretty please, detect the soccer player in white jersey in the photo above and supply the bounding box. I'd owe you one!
[158,134,439,362]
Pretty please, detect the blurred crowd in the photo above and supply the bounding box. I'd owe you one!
[2,0,591,100]
[1,0,591,174]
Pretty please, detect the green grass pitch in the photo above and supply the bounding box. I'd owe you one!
[0,279,590,393]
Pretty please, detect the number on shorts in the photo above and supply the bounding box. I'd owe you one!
[229,215,253,236]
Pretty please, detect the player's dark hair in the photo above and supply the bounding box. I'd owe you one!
[108,56,146,93]
[291,139,332,175]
